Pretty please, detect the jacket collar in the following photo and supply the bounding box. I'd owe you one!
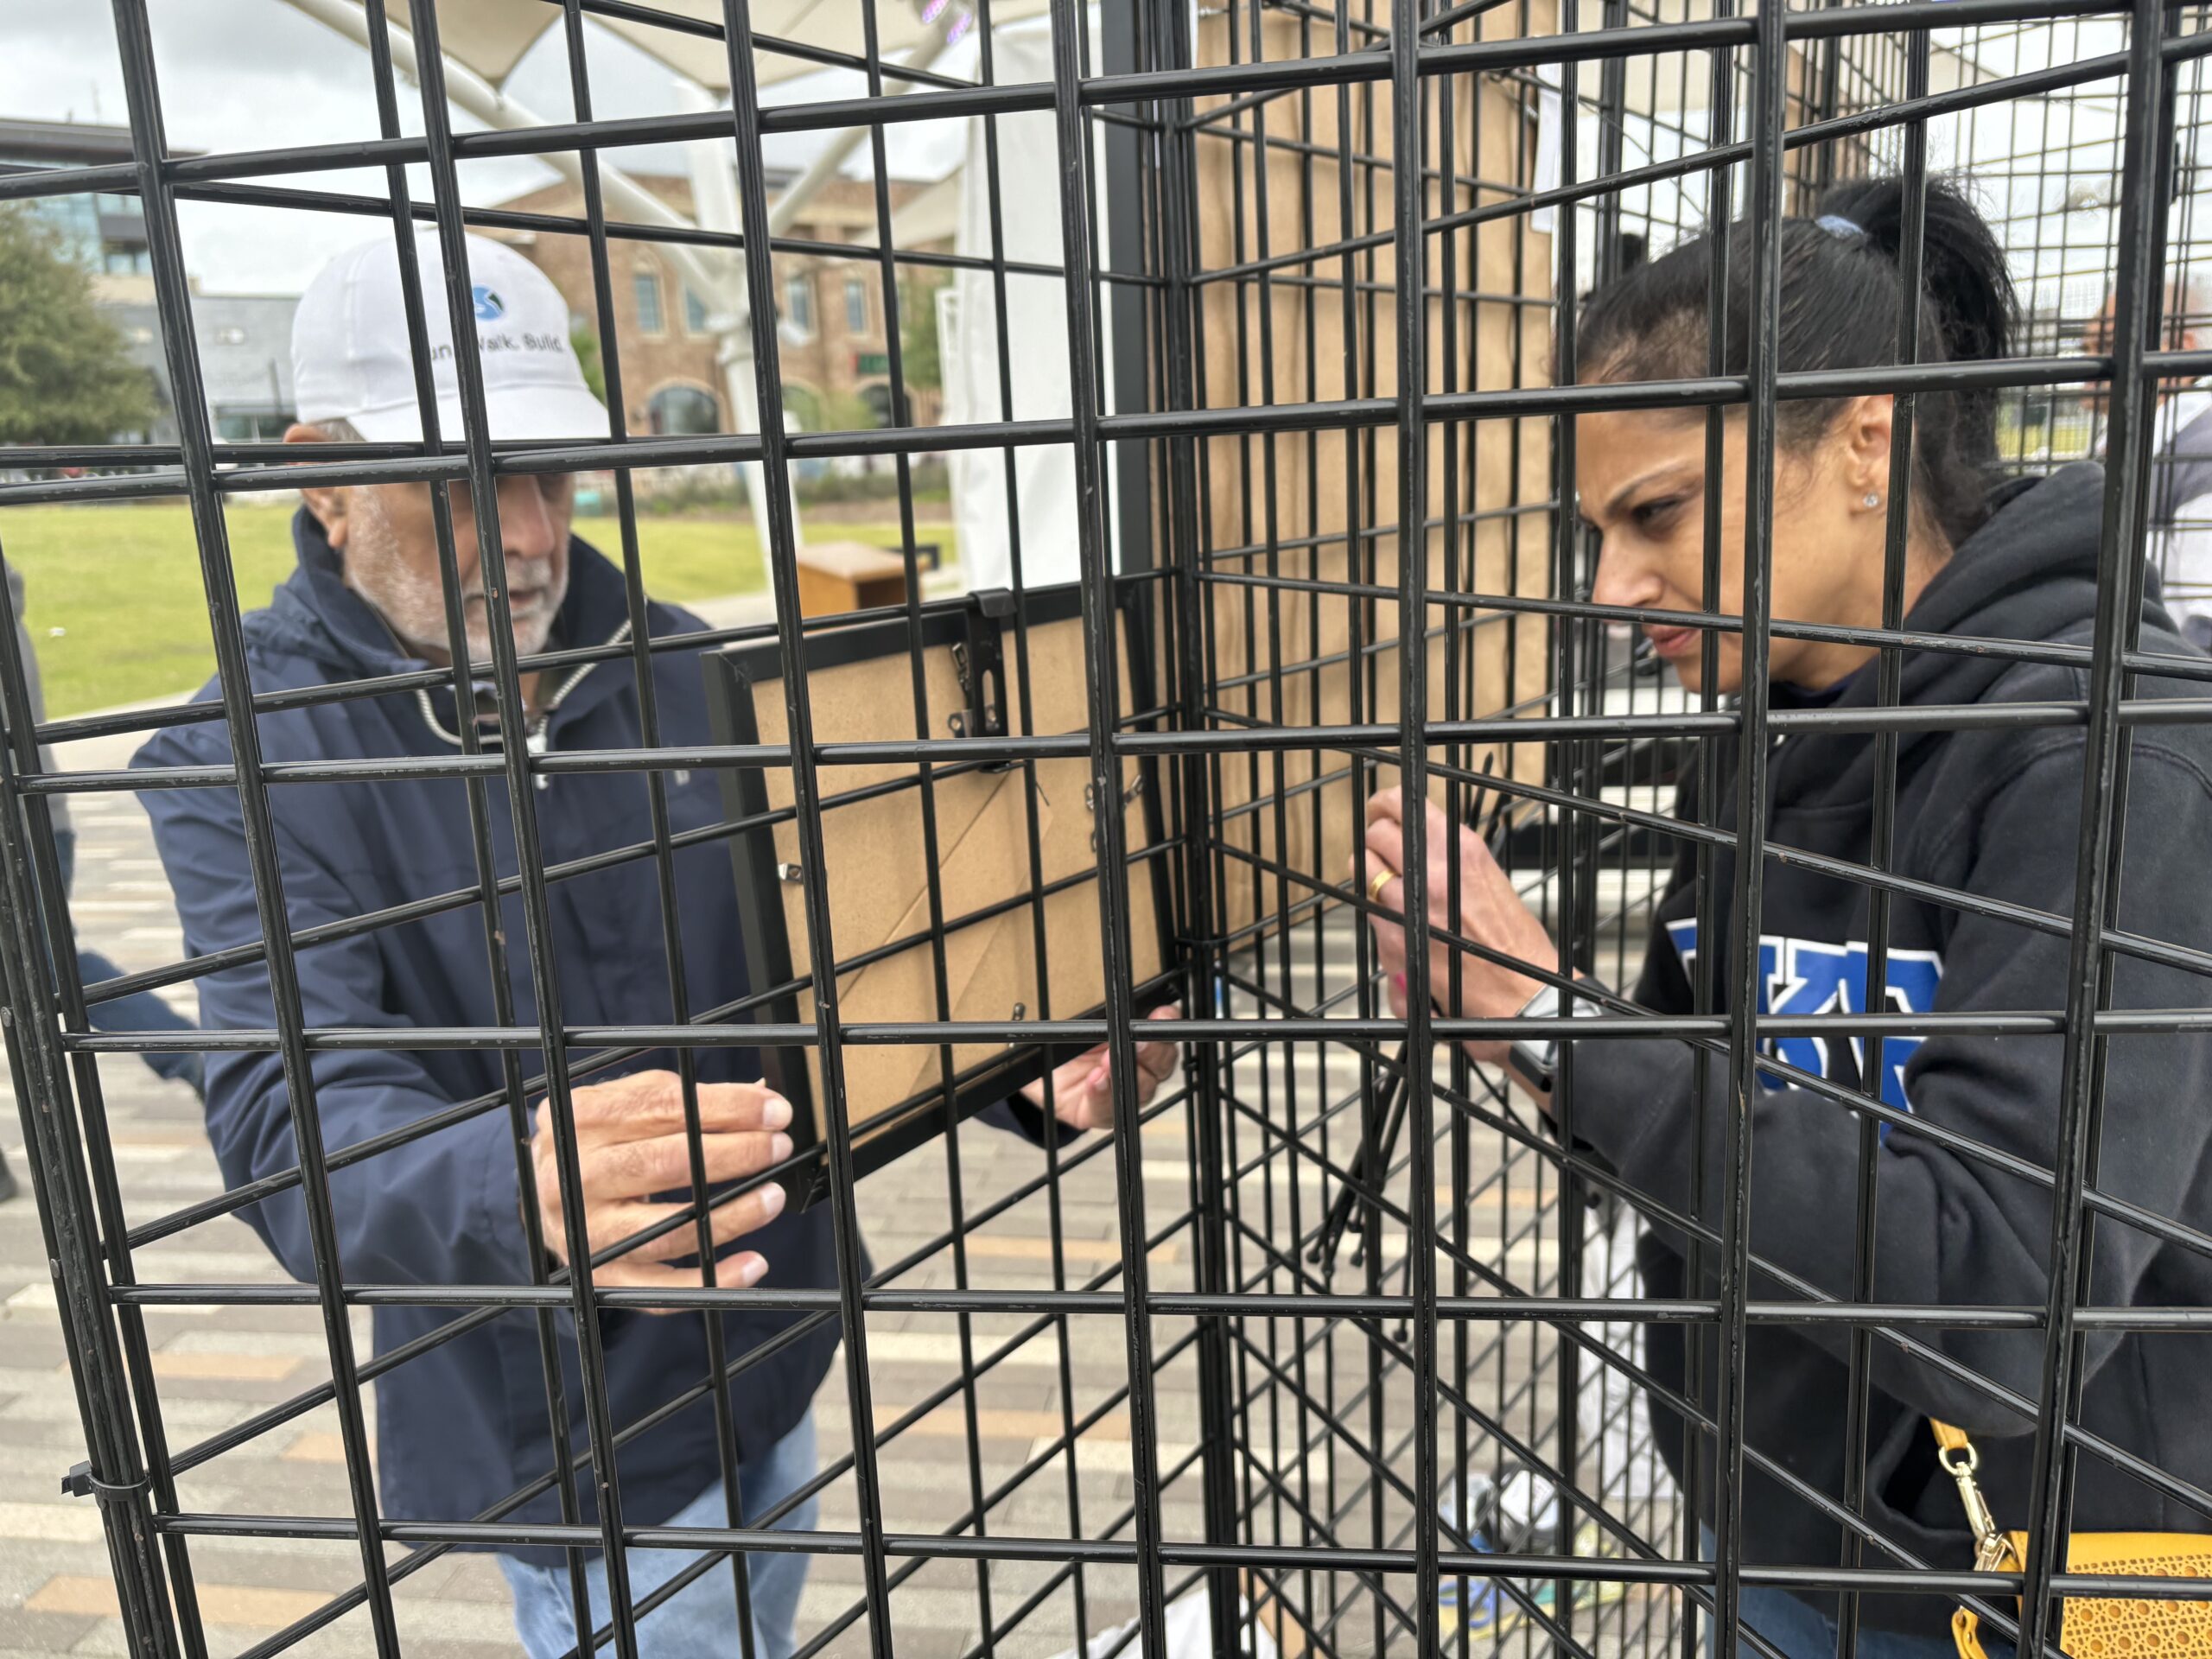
[274,506,645,731]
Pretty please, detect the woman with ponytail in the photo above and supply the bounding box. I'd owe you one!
[1360,177,2212,1656]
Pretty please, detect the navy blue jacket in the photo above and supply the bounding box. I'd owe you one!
[133,510,849,1554]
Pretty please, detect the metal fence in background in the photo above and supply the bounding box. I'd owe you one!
[2,2,2210,1657]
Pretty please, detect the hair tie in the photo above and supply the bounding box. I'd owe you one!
[1816,213,1866,242]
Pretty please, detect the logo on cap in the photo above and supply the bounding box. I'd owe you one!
[473,286,505,321]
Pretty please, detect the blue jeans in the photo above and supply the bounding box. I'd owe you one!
[1699,1525,2007,1659]
[499,1411,818,1659]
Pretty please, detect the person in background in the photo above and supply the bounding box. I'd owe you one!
[1361,177,2212,1658]
[2082,268,2212,645]
[0,563,201,1206]
[132,227,1179,1659]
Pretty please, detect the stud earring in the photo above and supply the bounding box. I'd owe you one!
[1862,492,1882,510]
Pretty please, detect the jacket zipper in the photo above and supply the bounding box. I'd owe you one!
[414,620,633,790]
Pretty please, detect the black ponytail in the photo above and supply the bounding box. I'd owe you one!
[1575,175,2018,548]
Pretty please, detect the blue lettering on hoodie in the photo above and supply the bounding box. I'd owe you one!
[1665,921,1942,1131]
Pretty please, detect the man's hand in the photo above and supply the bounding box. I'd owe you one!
[529,1069,792,1303]
[1353,788,1556,1067]
[1019,1004,1182,1132]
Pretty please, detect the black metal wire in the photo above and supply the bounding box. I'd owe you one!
[8,4,2212,1657]
[106,3,407,1649]
[2015,5,2171,1654]
[363,1,602,1646]
[715,5,897,1652]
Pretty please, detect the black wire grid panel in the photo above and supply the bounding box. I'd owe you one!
[3,2,2211,1656]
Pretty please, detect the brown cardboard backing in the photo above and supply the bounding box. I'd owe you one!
[742,611,1165,1145]
[1187,0,1560,945]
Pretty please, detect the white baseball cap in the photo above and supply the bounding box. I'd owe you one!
[291,228,610,443]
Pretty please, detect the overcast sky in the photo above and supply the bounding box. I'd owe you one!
[0,1,970,296]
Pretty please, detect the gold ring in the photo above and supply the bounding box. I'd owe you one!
[1367,863,1398,905]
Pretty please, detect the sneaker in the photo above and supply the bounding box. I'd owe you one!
[1441,1469,1630,1640]
[1438,1465,1567,1637]
[1438,1473,1512,1632]
[1474,1461,1560,1554]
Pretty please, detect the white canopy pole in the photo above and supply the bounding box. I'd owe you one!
[675,76,787,557]
[760,8,957,243]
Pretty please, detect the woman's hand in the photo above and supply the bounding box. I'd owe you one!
[1020,1003,1182,1131]
[1353,787,1556,1065]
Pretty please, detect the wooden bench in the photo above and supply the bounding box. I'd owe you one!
[793,540,911,618]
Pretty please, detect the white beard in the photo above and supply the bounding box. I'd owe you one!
[340,487,564,664]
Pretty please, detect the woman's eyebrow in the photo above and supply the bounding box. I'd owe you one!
[1594,463,1700,523]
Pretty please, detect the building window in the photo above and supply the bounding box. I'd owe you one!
[23,191,103,268]
[784,273,814,337]
[844,277,868,336]
[858,384,895,428]
[633,268,664,334]
[683,286,709,334]
[214,410,293,442]
[646,385,720,435]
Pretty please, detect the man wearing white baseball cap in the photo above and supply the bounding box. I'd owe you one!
[283,228,610,677]
[132,230,1178,1657]
[293,227,612,445]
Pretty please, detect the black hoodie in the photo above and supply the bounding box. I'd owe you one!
[1570,464,2212,1638]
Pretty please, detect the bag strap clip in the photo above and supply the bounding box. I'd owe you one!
[1932,1420,2018,1573]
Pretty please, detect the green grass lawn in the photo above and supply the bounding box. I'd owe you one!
[0,501,948,718]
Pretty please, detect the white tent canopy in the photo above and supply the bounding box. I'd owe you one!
[373,0,1049,92]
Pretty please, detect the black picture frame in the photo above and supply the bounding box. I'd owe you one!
[703,578,1179,1210]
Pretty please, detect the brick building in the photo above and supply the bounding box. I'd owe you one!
[486,171,948,445]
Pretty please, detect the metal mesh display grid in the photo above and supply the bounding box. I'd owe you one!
[1,3,2209,1658]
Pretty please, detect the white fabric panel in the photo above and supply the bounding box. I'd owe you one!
[368,0,1052,92]
[944,18,1116,595]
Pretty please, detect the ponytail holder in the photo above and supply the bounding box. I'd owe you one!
[1816,213,1867,242]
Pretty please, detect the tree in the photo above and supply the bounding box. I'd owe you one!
[569,320,607,403]
[781,384,823,434]
[0,206,156,445]
[823,388,883,433]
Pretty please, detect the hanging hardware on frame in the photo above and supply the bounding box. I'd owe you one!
[1084,779,1150,849]
[946,588,1020,766]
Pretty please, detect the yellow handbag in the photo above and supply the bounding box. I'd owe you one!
[1933,1419,2212,1657]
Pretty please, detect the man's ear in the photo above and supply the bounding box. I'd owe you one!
[284,423,352,550]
